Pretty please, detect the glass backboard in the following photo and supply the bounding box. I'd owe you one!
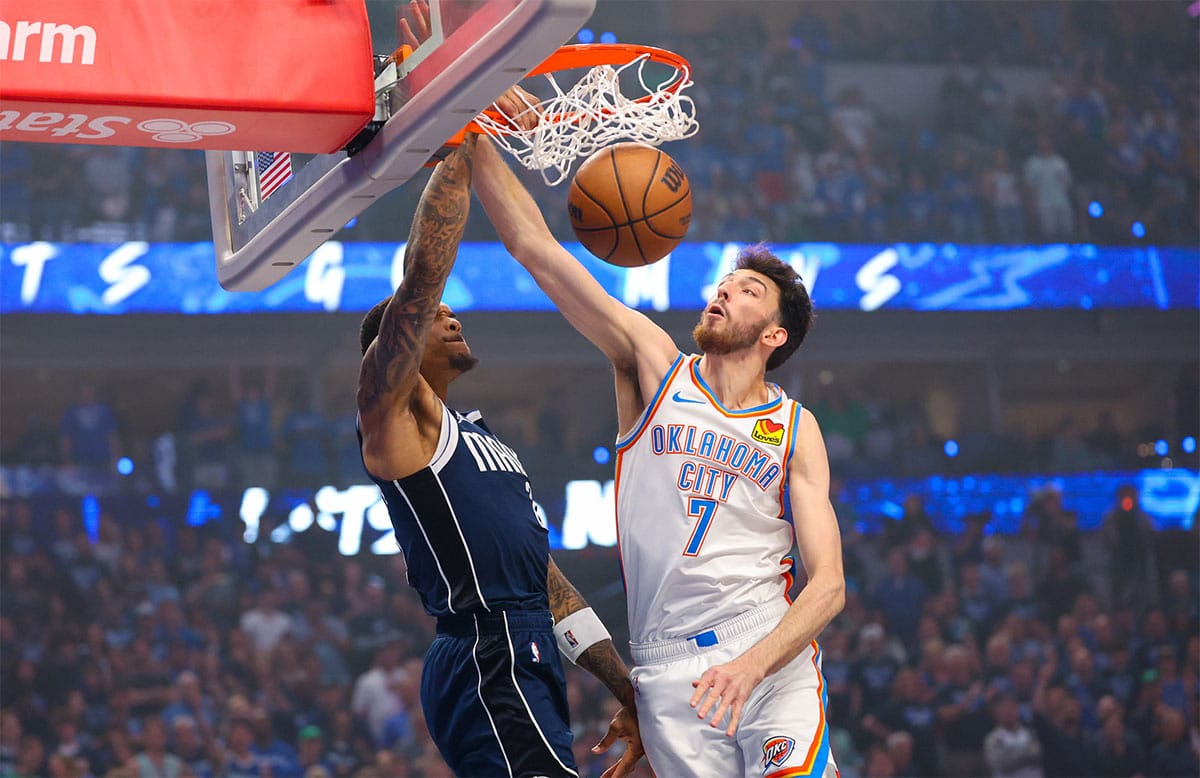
[207,0,595,292]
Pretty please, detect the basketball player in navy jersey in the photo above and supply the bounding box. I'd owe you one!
[473,134,845,777]
[356,130,644,777]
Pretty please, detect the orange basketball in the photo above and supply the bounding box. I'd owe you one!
[566,143,692,267]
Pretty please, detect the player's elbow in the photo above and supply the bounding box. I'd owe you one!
[818,572,846,618]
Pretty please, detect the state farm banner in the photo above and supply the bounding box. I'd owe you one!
[0,0,374,153]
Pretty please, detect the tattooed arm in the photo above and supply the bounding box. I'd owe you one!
[546,556,634,706]
[357,135,475,476]
[547,557,645,777]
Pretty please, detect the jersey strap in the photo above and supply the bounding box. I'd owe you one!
[615,352,686,452]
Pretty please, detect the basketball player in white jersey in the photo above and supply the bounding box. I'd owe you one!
[472,136,845,777]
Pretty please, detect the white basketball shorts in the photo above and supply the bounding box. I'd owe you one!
[629,600,838,778]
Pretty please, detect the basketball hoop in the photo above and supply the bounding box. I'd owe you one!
[456,43,699,186]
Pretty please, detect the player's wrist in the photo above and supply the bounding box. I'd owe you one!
[553,607,611,664]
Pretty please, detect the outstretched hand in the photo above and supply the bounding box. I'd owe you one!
[690,656,765,737]
[593,706,647,778]
[395,0,539,132]
[398,0,432,51]
[490,84,541,132]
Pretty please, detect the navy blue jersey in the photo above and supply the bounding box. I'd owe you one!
[360,403,550,617]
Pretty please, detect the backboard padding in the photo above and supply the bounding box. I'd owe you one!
[208,0,596,292]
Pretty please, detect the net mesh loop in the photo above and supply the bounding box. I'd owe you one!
[473,52,699,186]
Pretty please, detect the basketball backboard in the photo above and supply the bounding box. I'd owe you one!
[207,0,596,292]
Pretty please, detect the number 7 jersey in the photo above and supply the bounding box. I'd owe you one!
[615,354,803,645]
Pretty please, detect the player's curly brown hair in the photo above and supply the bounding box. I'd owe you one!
[735,244,815,371]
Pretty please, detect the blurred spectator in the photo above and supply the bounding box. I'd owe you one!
[279,388,330,488]
[872,550,928,649]
[899,171,939,240]
[983,148,1025,241]
[349,642,407,749]
[1022,133,1075,241]
[239,589,293,655]
[983,688,1043,777]
[130,715,184,778]
[297,724,331,776]
[0,710,21,775]
[58,381,119,492]
[1101,484,1158,612]
[169,715,217,778]
[230,367,277,490]
[1148,705,1199,778]
[935,644,992,777]
[940,149,985,242]
[81,147,134,226]
[222,717,268,777]
[180,383,232,492]
[830,86,876,153]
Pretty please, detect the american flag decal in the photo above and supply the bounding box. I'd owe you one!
[255,151,292,199]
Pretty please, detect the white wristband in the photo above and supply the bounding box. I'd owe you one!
[553,607,610,664]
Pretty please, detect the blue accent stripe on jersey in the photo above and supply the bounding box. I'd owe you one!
[689,357,784,416]
[777,400,804,519]
[615,352,686,452]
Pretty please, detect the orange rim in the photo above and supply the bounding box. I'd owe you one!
[439,43,692,151]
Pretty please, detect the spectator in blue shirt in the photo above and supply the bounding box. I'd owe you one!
[872,548,928,648]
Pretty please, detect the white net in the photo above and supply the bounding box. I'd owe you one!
[474,53,699,186]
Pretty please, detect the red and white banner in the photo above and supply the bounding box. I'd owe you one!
[0,0,375,153]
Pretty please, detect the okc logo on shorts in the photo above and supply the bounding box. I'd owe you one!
[751,418,785,446]
[137,118,235,143]
[761,736,795,770]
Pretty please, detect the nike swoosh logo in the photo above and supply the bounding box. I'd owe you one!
[671,391,705,404]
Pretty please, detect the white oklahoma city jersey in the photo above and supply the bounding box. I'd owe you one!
[616,353,801,645]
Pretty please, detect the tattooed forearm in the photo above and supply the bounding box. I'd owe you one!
[547,556,589,619]
[578,641,636,708]
[365,135,477,403]
[547,557,635,707]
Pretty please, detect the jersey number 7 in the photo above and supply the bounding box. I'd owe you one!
[683,497,718,556]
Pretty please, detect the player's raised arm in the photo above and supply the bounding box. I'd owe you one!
[472,137,677,384]
[357,136,474,417]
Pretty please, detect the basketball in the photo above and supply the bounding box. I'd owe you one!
[566,143,692,267]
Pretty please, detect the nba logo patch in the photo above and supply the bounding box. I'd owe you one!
[564,629,579,649]
[530,641,541,663]
[752,419,785,446]
[761,736,795,770]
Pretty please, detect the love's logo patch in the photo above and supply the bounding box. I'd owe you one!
[751,418,785,446]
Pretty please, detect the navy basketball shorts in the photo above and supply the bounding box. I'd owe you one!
[424,609,577,777]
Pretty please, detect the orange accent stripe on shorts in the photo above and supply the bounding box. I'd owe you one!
[795,640,826,774]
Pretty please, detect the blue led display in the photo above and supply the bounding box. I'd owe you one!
[2,241,1196,315]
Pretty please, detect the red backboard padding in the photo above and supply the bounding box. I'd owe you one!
[0,0,375,153]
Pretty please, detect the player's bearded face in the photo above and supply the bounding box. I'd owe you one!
[692,311,771,355]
